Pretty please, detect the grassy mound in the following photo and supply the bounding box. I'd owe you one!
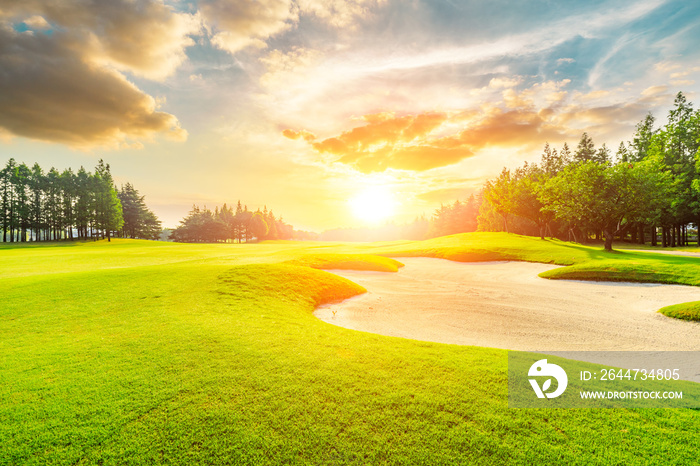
[285,253,404,272]
[658,301,700,321]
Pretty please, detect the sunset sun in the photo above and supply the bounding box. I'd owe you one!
[349,186,396,224]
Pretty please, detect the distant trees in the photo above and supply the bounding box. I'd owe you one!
[169,202,295,243]
[0,159,160,242]
[428,196,479,237]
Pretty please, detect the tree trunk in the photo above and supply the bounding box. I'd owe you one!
[671,225,677,247]
[651,226,657,246]
[638,224,645,245]
[603,230,614,251]
[661,226,667,247]
[570,228,578,243]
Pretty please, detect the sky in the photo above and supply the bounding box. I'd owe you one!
[1,0,700,231]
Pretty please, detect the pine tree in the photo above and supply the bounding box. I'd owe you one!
[574,132,596,162]
[94,160,123,241]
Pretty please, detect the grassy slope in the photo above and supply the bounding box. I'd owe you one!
[658,302,700,322]
[1,235,699,464]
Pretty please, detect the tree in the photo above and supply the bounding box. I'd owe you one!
[60,169,76,240]
[593,143,611,164]
[629,112,656,161]
[574,132,596,163]
[0,159,16,242]
[94,160,123,241]
[511,163,553,239]
[483,168,516,232]
[118,183,162,240]
[249,211,269,241]
[13,162,31,242]
[540,160,667,251]
[28,163,44,241]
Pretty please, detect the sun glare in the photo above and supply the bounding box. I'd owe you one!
[349,186,396,224]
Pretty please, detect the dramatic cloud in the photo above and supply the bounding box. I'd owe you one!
[0,27,186,148]
[1,0,199,80]
[0,0,197,147]
[285,103,570,173]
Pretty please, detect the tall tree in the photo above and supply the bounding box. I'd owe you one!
[483,168,515,233]
[94,160,123,241]
[629,112,656,161]
[1,159,17,242]
[118,183,162,240]
[574,132,596,163]
[28,163,44,241]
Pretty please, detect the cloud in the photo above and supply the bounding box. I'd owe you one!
[200,0,384,55]
[22,15,50,30]
[297,0,385,28]
[489,76,521,89]
[282,129,316,142]
[1,0,199,81]
[259,47,323,87]
[200,0,296,54]
[0,1,198,148]
[285,103,570,173]
[282,79,676,175]
[0,21,187,148]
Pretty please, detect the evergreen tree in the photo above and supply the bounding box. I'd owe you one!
[118,183,162,240]
[574,132,596,163]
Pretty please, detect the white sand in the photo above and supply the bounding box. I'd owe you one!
[314,257,700,352]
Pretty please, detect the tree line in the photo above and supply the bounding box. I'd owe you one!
[1,159,161,242]
[428,92,700,251]
[170,202,296,243]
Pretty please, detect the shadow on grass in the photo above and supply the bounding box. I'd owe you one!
[540,239,617,261]
[0,240,89,250]
[545,239,700,267]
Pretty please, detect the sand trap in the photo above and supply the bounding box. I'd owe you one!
[315,257,700,352]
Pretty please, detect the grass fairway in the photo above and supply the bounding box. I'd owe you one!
[1,234,699,464]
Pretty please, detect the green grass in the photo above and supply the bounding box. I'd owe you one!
[658,301,700,321]
[2,234,700,464]
[285,253,404,272]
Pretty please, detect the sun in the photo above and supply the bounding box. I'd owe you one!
[348,186,396,224]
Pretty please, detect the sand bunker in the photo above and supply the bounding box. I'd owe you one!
[315,257,700,351]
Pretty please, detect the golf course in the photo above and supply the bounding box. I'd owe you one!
[2,232,700,464]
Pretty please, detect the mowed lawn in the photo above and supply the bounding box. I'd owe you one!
[1,234,699,464]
